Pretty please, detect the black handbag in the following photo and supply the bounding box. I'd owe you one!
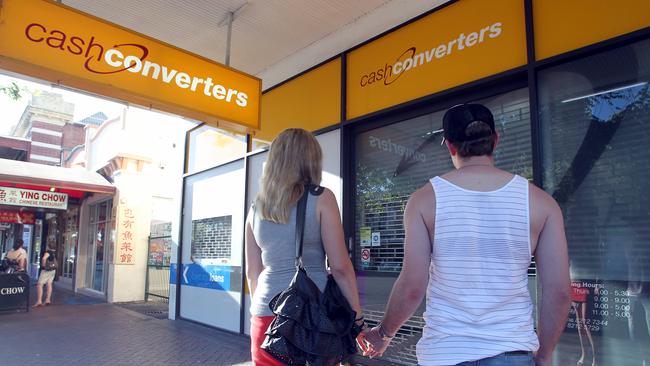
[261,185,361,366]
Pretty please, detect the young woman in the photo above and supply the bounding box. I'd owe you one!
[6,238,27,271]
[34,244,57,307]
[245,128,365,365]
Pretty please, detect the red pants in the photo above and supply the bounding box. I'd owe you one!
[250,315,284,366]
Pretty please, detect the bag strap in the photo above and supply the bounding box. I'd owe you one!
[294,185,310,268]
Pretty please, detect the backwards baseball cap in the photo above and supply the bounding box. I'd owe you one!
[442,103,496,143]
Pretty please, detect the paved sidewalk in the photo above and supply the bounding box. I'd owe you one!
[0,291,252,366]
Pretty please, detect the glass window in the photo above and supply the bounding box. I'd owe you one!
[352,88,532,364]
[186,125,247,173]
[251,138,270,151]
[539,38,650,366]
[354,88,532,273]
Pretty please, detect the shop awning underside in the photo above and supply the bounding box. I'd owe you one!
[0,158,115,195]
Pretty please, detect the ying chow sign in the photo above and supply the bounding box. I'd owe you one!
[0,187,68,210]
[0,0,261,133]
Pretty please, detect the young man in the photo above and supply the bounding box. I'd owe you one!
[364,104,571,366]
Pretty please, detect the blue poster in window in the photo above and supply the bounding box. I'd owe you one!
[169,263,231,291]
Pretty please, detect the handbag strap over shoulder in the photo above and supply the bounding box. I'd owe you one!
[294,186,310,268]
[294,185,325,268]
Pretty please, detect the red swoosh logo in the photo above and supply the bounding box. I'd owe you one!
[85,43,149,74]
[384,46,416,86]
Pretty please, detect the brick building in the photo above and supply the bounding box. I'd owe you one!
[8,91,106,166]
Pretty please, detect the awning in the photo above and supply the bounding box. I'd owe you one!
[0,158,115,195]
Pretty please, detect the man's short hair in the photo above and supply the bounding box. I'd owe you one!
[443,103,497,158]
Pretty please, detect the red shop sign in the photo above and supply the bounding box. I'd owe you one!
[0,211,35,224]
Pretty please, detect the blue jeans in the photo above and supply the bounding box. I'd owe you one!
[421,352,535,366]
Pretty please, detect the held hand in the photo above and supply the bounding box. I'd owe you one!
[363,326,391,358]
[355,327,371,355]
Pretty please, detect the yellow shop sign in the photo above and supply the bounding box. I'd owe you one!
[346,0,526,119]
[0,0,261,133]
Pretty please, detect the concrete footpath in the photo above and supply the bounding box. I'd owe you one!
[0,285,394,365]
[0,288,252,366]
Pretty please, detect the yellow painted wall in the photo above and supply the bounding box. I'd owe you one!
[254,58,341,146]
[534,0,650,60]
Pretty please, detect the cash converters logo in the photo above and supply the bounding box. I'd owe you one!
[359,22,503,88]
[24,23,249,107]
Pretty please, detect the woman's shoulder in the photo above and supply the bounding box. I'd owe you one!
[312,186,336,204]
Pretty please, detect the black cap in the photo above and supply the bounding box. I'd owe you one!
[442,103,496,143]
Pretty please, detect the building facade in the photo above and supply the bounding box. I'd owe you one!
[170,1,650,366]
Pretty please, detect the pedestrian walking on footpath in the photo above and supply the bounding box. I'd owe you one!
[245,128,367,365]
[363,103,572,366]
[34,244,58,307]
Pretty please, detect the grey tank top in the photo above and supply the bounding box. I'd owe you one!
[251,193,328,316]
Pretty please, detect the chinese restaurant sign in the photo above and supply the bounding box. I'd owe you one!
[0,187,68,210]
[0,210,35,224]
[115,201,136,265]
[346,0,527,119]
[0,0,261,133]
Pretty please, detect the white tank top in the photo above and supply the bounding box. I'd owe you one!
[416,175,539,366]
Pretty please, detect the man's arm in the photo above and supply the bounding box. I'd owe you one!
[534,196,571,365]
[365,186,433,357]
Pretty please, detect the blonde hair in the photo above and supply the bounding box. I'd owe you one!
[256,128,322,224]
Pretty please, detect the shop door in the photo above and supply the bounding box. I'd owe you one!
[86,200,112,293]
[179,159,245,332]
[62,207,79,281]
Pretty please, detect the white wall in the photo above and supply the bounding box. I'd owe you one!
[105,169,151,303]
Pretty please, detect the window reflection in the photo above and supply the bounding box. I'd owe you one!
[353,88,532,365]
[187,125,246,173]
[539,38,650,366]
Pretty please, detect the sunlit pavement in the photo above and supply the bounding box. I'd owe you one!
[0,287,252,366]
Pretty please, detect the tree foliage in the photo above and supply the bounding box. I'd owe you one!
[0,82,28,100]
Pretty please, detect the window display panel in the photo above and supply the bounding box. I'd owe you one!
[186,125,246,174]
[353,88,532,364]
[539,38,650,366]
[180,159,245,332]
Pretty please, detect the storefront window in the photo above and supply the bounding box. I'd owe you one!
[186,125,247,174]
[539,38,650,366]
[355,88,532,273]
[353,88,532,364]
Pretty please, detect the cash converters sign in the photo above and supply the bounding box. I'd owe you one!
[0,0,261,133]
[346,0,527,119]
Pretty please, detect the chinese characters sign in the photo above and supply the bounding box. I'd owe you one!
[0,187,68,210]
[115,203,136,265]
[0,210,35,224]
